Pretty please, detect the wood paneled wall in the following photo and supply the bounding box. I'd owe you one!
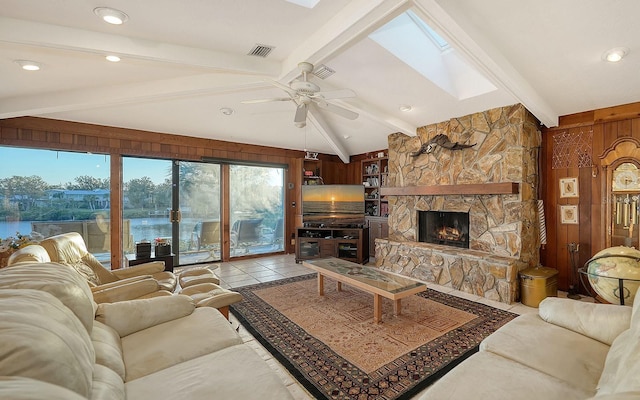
[8,99,639,286]
[0,117,358,266]
[541,101,640,291]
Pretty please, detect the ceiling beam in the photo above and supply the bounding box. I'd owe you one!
[280,0,412,82]
[0,17,280,75]
[272,0,417,149]
[307,105,351,163]
[0,74,268,119]
[412,0,558,127]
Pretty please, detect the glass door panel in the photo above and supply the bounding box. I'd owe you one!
[122,157,173,264]
[177,161,221,264]
[229,165,284,257]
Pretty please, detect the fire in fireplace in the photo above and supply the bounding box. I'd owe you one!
[418,211,470,249]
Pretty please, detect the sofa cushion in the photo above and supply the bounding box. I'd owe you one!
[95,294,195,337]
[121,307,243,381]
[40,231,113,286]
[480,313,609,392]
[7,244,51,264]
[539,297,632,345]
[0,377,86,400]
[125,344,294,400]
[91,364,125,400]
[596,326,640,395]
[0,289,94,397]
[0,262,96,332]
[418,351,593,400]
[596,288,640,395]
[588,393,640,400]
[92,320,126,380]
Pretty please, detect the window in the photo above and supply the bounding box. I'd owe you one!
[0,146,112,263]
[369,10,496,100]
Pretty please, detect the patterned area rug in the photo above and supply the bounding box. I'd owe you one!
[230,274,517,400]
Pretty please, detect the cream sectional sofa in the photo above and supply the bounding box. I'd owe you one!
[419,292,640,400]
[0,261,294,400]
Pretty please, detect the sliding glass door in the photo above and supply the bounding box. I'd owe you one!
[122,158,222,265]
[1,147,284,268]
[177,161,221,264]
[229,165,284,256]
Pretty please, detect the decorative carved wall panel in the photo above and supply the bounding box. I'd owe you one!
[552,129,593,169]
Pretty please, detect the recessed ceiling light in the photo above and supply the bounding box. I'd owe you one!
[105,55,121,62]
[399,104,412,112]
[220,107,234,116]
[15,60,41,71]
[603,47,629,63]
[93,7,129,25]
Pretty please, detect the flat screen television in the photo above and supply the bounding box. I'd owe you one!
[302,184,365,227]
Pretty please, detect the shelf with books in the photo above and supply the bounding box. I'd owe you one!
[361,156,388,217]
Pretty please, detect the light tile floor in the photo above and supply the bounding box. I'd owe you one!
[193,254,592,400]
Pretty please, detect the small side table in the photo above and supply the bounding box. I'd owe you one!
[129,254,175,272]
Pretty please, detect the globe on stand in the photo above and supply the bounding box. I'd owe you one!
[585,246,640,305]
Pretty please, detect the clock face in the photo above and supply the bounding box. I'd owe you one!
[613,163,640,191]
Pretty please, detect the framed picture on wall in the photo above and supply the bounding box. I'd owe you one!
[560,205,579,224]
[559,177,579,198]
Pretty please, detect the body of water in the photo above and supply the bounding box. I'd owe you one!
[0,218,200,246]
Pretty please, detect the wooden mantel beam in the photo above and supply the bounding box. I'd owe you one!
[380,182,519,196]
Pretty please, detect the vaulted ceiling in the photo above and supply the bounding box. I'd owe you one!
[1,0,639,162]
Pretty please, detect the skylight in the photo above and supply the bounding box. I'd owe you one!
[285,0,320,9]
[369,10,496,100]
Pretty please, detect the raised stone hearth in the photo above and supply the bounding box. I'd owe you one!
[376,104,541,304]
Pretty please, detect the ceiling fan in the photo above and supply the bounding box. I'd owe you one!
[241,62,359,128]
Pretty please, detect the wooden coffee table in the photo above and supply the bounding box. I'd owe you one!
[302,257,427,323]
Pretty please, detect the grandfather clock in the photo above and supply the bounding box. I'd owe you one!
[601,138,640,248]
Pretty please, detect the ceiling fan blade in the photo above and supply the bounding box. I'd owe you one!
[268,79,296,95]
[315,101,359,120]
[294,103,308,123]
[314,88,356,100]
[240,97,291,104]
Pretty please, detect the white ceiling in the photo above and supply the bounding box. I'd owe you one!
[1,0,639,162]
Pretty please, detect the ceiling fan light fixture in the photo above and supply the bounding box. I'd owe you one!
[15,60,41,71]
[603,47,628,63]
[94,7,129,25]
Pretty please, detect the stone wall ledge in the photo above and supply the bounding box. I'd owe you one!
[374,238,527,304]
[376,239,517,265]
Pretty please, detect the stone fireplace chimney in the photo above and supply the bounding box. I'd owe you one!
[375,104,541,304]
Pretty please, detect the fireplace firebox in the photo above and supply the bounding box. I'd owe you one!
[418,211,469,249]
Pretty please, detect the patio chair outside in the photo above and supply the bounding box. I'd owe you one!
[230,218,263,253]
[272,218,284,249]
[193,220,221,251]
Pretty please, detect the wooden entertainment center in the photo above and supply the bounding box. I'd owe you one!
[295,227,369,264]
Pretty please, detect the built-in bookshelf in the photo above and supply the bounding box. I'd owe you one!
[303,158,323,185]
[362,156,388,217]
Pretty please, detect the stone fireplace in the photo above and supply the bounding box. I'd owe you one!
[376,104,541,304]
[418,210,469,249]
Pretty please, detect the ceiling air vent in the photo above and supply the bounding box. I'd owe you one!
[247,44,274,58]
[312,64,335,79]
